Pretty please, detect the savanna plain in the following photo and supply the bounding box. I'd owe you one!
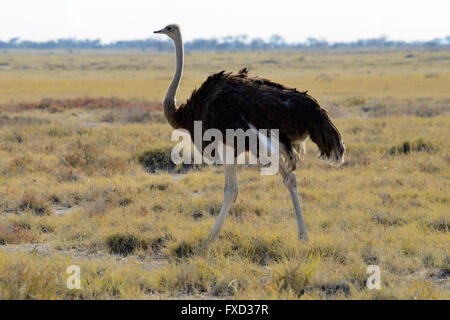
[0,49,448,299]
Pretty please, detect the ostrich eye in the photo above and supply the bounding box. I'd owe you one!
[167,27,172,31]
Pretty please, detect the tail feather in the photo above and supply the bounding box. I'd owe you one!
[308,109,345,166]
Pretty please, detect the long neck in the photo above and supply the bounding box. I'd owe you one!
[163,34,184,127]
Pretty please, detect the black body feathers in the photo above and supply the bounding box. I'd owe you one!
[170,69,344,168]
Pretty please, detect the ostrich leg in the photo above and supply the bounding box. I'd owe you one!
[208,164,238,241]
[280,168,309,241]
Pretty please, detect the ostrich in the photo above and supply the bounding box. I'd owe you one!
[154,24,345,242]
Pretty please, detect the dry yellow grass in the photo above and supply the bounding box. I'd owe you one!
[1,49,449,104]
[0,49,449,299]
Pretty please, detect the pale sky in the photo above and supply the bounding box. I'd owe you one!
[0,0,449,43]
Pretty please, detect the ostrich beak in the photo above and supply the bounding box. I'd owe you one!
[153,29,163,34]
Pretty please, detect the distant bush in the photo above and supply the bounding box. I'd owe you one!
[388,138,437,155]
[55,167,81,182]
[344,97,366,107]
[1,35,449,51]
[414,105,448,118]
[100,108,164,124]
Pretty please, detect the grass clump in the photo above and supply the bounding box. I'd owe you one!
[105,233,147,256]
[370,211,406,227]
[426,217,449,233]
[242,238,285,266]
[170,239,206,259]
[150,256,253,297]
[272,255,320,296]
[137,147,176,173]
[2,155,32,175]
[137,146,202,173]
[105,233,173,256]
[61,139,127,175]
[62,139,101,169]
[0,225,35,245]
[225,234,287,266]
[18,194,49,216]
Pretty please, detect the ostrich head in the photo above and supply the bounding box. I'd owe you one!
[154,24,181,41]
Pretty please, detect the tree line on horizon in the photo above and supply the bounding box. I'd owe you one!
[1,35,449,51]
